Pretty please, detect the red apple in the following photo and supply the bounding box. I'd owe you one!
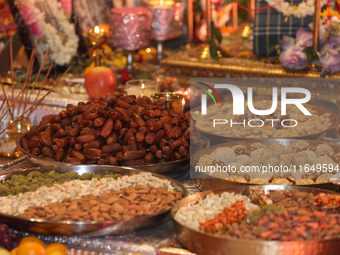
[84,66,117,99]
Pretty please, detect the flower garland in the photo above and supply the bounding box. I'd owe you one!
[59,0,72,18]
[16,1,44,37]
[265,0,328,19]
[18,0,78,66]
[320,7,340,40]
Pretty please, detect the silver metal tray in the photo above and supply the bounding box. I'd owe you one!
[331,171,340,186]
[16,132,208,175]
[191,101,340,145]
[0,165,188,237]
[171,185,340,255]
[191,139,340,192]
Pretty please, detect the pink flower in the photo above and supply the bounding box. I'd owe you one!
[279,28,313,51]
[279,46,308,70]
[319,36,340,76]
[280,35,295,51]
[320,50,340,76]
[296,28,313,48]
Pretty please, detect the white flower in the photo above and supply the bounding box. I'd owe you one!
[265,0,327,18]
[24,0,78,66]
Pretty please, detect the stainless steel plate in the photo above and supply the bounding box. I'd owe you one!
[331,171,340,186]
[171,185,340,255]
[191,101,340,145]
[0,165,188,237]
[16,132,206,174]
[191,139,340,192]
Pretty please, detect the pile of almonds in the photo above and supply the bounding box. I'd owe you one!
[268,189,315,211]
[18,185,183,222]
[21,93,190,166]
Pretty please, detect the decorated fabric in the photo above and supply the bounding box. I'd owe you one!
[0,0,16,39]
[253,0,313,56]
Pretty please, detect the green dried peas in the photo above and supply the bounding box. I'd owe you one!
[0,171,121,197]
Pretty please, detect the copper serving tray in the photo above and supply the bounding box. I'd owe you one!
[16,132,208,174]
[191,101,340,145]
[171,185,340,255]
[191,139,340,192]
[0,165,188,237]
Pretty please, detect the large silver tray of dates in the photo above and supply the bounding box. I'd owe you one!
[16,93,202,174]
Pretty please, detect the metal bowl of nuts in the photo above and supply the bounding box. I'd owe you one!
[0,165,187,236]
[172,185,340,255]
[191,139,340,192]
[16,93,194,174]
[191,100,340,145]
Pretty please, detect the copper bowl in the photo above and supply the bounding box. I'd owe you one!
[171,185,340,255]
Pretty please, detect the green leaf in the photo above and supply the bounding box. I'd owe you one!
[302,46,319,63]
[208,38,218,59]
[210,21,215,34]
[194,0,202,13]
[215,28,222,44]
[210,21,222,45]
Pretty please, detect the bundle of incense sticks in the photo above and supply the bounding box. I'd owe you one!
[0,39,74,136]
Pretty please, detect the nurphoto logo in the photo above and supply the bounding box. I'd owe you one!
[198,82,312,128]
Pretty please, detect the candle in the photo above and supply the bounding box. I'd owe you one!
[148,0,174,7]
[140,83,145,97]
[151,92,184,113]
[88,25,108,47]
[98,24,111,35]
[110,7,152,51]
[147,0,183,41]
[126,79,159,98]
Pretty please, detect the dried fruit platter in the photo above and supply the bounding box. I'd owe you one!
[17,93,192,174]
[192,139,340,192]
[0,165,187,237]
[172,185,340,255]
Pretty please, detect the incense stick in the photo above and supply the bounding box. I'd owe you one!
[25,82,56,119]
[10,36,14,107]
[0,82,30,124]
[1,81,14,120]
[22,49,36,113]
[28,60,54,117]
[0,91,52,136]
[27,48,49,105]
[56,61,76,83]
[18,48,35,115]
[0,98,6,113]
[26,61,75,118]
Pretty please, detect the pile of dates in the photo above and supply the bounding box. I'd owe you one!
[21,93,190,166]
